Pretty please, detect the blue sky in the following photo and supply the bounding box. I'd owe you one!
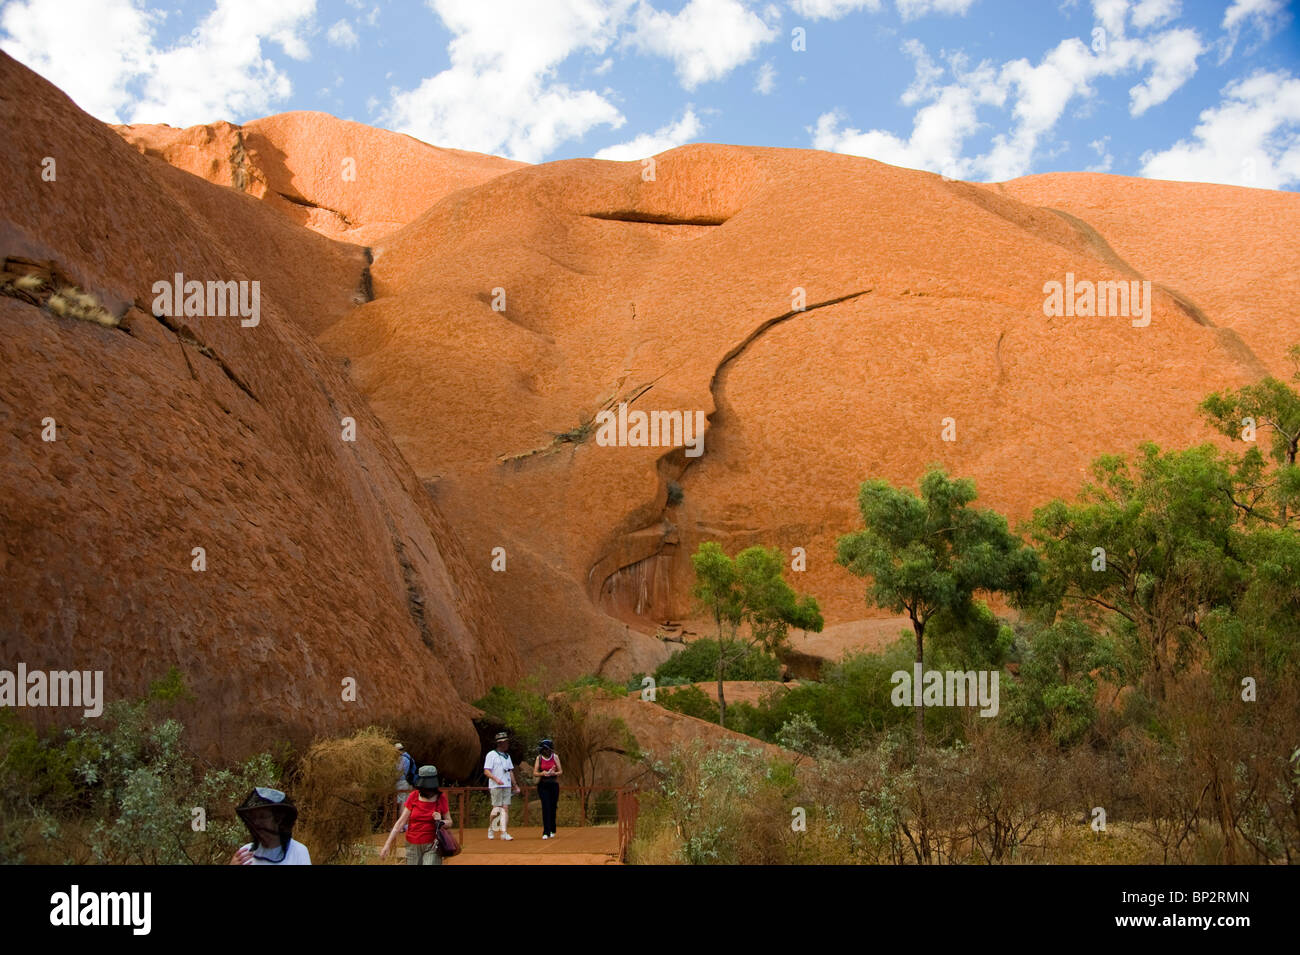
[3,0,1298,187]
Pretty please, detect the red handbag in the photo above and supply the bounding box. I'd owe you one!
[435,820,461,858]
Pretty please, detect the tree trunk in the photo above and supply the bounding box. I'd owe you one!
[913,616,925,747]
[717,645,727,728]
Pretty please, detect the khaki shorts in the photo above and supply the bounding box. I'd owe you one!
[406,842,442,866]
[490,787,512,808]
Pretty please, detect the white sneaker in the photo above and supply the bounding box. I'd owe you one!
[487,829,495,840]
[542,834,549,840]
[501,832,513,841]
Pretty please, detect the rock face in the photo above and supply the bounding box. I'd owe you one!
[7,47,1300,756]
[115,111,524,246]
[315,144,1300,642]
[0,52,519,776]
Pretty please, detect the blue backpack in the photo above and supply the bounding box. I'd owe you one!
[401,752,419,787]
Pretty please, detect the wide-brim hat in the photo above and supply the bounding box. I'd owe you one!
[493,731,509,743]
[236,786,298,829]
[415,765,440,789]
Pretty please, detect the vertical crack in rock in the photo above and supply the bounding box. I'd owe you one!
[590,288,874,609]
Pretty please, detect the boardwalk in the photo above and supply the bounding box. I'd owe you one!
[369,826,621,865]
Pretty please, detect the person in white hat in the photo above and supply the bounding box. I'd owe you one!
[484,731,520,840]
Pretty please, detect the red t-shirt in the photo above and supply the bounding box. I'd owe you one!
[404,790,449,845]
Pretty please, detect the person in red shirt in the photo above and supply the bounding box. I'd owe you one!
[381,765,452,865]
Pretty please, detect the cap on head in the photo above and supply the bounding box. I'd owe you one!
[415,765,440,790]
[494,731,509,743]
[538,738,554,753]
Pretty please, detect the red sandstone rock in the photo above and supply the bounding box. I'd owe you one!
[0,52,519,775]
[7,50,1299,743]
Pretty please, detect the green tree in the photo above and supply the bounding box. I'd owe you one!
[1027,442,1244,701]
[835,468,1039,743]
[690,542,823,728]
[1003,615,1120,746]
[1199,345,1300,527]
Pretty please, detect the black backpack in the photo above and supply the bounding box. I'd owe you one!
[401,752,419,787]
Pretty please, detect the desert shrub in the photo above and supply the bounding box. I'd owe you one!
[645,739,799,865]
[0,669,285,865]
[653,638,780,685]
[47,284,118,326]
[293,726,398,864]
[775,712,829,755]
[728,640,964,751]
[558,673,627,695]
[657,684,718,722]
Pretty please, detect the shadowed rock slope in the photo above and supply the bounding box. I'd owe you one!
[0,52,519,774]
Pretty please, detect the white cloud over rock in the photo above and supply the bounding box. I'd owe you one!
[0,0,317,125]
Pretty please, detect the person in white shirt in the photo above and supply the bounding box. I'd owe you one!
[483,731,520,840]
[229,787,312,865]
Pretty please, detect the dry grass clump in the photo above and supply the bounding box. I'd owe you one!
[48,284,119,327]
[293,726,398,864]
[13,274,44,291]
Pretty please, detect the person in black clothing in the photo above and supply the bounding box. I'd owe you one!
[533,739,562,839]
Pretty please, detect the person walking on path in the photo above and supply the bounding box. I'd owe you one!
[395,742,416,829]
[484,731,520,840]
[533,739,562,840]
[381,765,452,865]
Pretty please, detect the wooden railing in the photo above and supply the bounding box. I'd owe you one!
[401,786,637,859]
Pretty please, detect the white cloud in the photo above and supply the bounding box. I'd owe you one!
[0,0,155,123]
[1130,0,1179,29]
[1220,0,1289,62]
[789,0,972,18]
[130,0,317,124]
[382,0,629,163]
[788,0,881,17]
[326,19,359,50]
[1127,26,1202,115]
[1140,69,1300,189]
[0,0,317,126]
[813,9,1206,182]
[1091,0,1128,37]
[595,106,703,159]
[1223,0,1286,32]
[755,60,776,94]
[628,0,777,89]
[895,0,976,18]
[811,49,1001,178]
[1087,135,1113,171]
